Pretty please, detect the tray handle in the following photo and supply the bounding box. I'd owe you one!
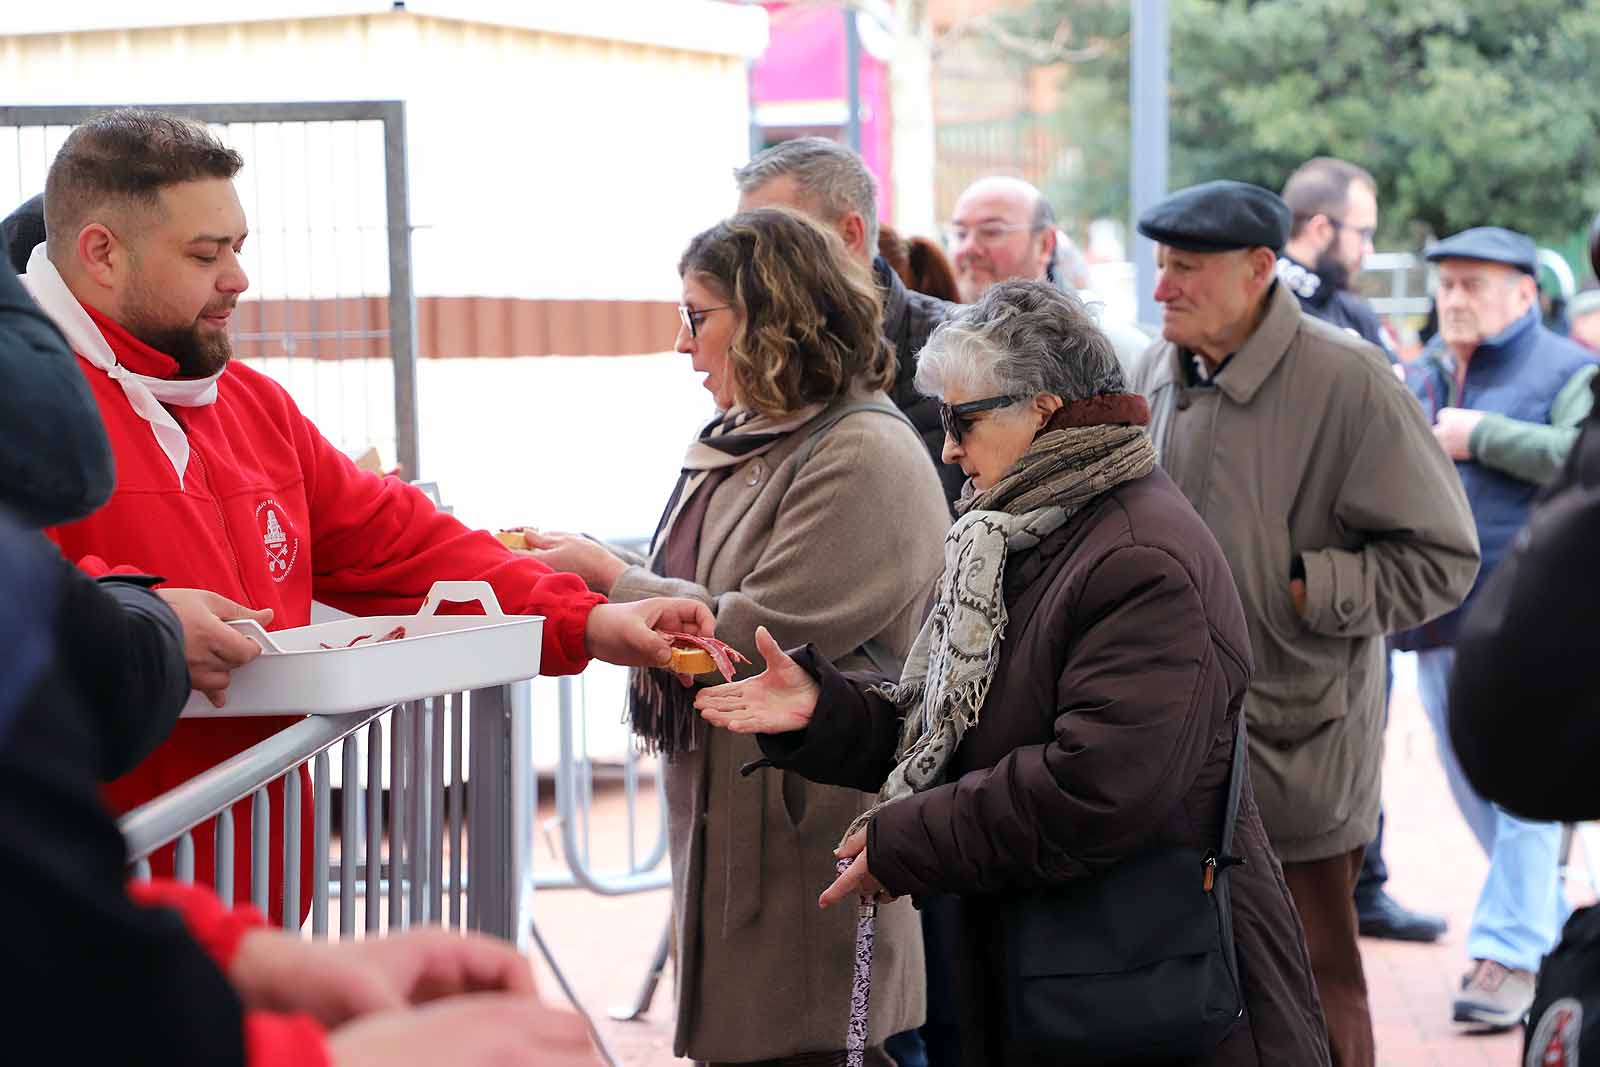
[418,580,509,620]
[224,617,285,655]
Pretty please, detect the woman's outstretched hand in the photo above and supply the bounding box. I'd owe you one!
[693,626,820,735]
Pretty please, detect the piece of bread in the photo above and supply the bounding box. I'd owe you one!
[669,647,716,675]
[495,530,528,550]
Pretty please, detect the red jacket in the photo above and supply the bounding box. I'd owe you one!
[49,302,605,916]
[130,879,329,1066]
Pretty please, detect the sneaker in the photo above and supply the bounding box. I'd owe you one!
[1356,889,1448,943]
[1452,959,1536,1029]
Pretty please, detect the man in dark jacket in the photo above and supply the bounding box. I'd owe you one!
[1280,157,1442,945]
[733,137,964,509]
[1128,182,1479,1067]
[1395,225,1598,1030]
[1277,159,1391,357]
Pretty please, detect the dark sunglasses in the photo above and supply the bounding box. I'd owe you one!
[939,394,1030,443]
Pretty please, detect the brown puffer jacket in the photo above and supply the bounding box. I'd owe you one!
[760,467,1331,1066]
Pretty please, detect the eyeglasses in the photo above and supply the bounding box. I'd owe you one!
[943,222,1034,249]
[1327,217,1377,244]
[939,394,1030,444]
[678,303,732,339]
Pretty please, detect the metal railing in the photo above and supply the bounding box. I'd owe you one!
[120,662,678,1055]
[122,684,533,942]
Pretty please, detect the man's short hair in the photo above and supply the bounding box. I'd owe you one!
[1282,157,1377,239]
[733,136,879,248]
[44,108,243,260]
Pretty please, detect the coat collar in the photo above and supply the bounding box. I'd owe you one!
[874,255,910,339]
[1205,281,1303,406]
[1419,306,1542,377]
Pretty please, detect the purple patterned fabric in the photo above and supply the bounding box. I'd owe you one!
[840,857,876,1067]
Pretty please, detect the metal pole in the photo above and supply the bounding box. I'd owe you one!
[381,102,421,480]
[844,9,862,152]
[1130,0,1170,328]
[742,0,764,158]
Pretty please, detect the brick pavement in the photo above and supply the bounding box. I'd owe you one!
[531,654,1592,1066]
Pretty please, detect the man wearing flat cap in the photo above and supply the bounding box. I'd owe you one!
[1392,225,1597,1030]
[1128,180,1480,1067]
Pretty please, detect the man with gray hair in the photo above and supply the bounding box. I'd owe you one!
[946,176,1148,375]
[735,136,965,507]
[1127,180,1480,1067]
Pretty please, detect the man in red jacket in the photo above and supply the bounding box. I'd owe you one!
[23,108,711,914]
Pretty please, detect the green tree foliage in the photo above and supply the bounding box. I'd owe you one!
[1017,0,1600,246]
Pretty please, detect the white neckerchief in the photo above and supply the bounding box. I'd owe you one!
[20,243,223,488]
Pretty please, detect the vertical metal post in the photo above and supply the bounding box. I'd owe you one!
[390,704,408,931]
[366,720,384,933]
[313,752,331,938]
[468,685,510,937]
[214,810,234,907]
[508,681,535,952]
[844,10,863,152]
[1130,0,1170,328]
[741,0,764,157]
[450,694,465,930]
[341,737,360,938]
[175,834,194,884]
[381,102,421,480]
[251,788,271,914]
[410,700,429,923]
[283,766,302,929]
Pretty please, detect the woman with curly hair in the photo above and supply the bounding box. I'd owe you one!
[520,207,950,1066]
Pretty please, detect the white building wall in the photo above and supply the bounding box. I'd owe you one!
[0,3,764,303]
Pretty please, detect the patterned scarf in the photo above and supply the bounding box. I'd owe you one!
[630,403,826,757]
[842,395,1157,841]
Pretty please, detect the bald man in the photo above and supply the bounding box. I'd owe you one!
[946,176,1148,372]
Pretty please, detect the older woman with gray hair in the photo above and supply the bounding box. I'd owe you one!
[693,280,1330,1066]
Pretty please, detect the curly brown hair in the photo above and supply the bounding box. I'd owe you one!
[678,208,893,417]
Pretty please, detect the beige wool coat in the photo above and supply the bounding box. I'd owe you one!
[1127,283,1480,863]
[609,389,949,1062]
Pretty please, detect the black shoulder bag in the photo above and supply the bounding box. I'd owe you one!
[1003,717,1248,1061]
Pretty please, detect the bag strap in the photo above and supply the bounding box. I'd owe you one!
[1219,714,1247,857]
[789,398,914,471]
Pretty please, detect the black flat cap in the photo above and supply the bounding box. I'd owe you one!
[1425,226,1538,276]
[1,193,45,274]
[1136,180,1291,254]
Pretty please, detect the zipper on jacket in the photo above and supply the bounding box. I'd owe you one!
[187,441,250,596]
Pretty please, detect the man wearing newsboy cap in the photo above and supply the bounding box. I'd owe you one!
[1127,181,1480,1067]
[1392,226,1598,1031]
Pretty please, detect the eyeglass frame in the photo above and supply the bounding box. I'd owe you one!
[939,394,1032,444]
[942,221,1039,250]
[1325,216,1377,244]
[678,303,732,339]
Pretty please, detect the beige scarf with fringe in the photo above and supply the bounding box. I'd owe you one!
[843,410,1157,841]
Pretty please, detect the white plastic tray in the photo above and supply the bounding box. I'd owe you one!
[181,581,544,717]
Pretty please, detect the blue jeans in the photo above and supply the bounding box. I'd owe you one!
[1414,647,1565,972]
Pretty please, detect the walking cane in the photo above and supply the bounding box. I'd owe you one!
[840,856,877,1067]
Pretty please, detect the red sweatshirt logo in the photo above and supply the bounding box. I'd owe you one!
[255,499,301,582]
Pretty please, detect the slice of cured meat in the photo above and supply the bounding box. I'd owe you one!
[662,631,749,682]
[319,625,407,650]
